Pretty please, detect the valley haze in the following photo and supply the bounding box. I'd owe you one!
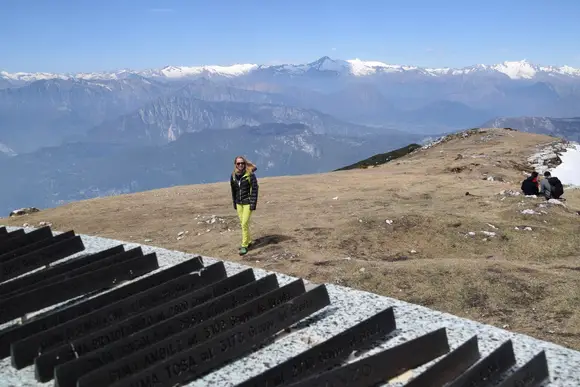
[2,56,580,214]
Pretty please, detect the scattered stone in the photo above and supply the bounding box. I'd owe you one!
[455,154,464,160]
[177,231,185,237]
[385,219,393,225]
[499,189,521,197]
[466,231,476,237]
[359,267,366,273]
[332,196,339,200]
[548,199,566,207]
[144,239,152,242]
[9,207,40,217]
[487,223,498,229]
[521,209,538,215]
[524,227,533,231]
[39,221,52,226]
[481,231,496,237]
[22,223,29,227]
[486,176,495,181]
[410,249,417,254]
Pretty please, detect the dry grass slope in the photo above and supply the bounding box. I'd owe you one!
[3,128,580,350]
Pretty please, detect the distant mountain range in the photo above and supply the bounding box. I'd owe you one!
[0,123,424,213]
[2,56,580,213]
[3,56,580,83]
[483,117,580,141]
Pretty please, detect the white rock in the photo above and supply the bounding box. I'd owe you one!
[548,199,566,206]
[144,239,152,242]
[521,209,538,215]
[467,232,476,236]
[514,227,520,230]
[177,231,185,237]
[487,223,498,229]
[386,220,393,224]
[332,196,339,200]
[524,227,533,231]
[359,267,366,273]
[481,231,496,237]
[410,250,417,254]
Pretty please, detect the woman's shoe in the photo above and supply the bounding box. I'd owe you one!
[239,246,248,255]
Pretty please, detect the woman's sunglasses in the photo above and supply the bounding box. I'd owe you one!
[236,162,245,166]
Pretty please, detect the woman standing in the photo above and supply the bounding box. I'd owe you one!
[230,156,259,255]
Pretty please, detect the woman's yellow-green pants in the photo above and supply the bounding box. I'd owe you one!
[236,204,252,248]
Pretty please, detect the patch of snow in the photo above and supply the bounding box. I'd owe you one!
[551,143,580,187]
[0,142,17,156]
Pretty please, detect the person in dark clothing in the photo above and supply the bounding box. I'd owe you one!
[540,171,564,200]
[521,171,540,196]
[230,156,259,255]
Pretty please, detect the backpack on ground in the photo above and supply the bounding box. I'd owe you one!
[548,177,564,198]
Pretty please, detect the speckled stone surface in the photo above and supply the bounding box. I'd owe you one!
[1,227,579,387]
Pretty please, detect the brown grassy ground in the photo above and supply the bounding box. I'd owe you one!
[3,128,580,350]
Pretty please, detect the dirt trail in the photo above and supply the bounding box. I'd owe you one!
[3,128,580,350]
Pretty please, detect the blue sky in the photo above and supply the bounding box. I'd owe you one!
[2,0,579,73]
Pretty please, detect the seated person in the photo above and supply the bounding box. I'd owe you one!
[521,171,539,196]
[540,171,564,200]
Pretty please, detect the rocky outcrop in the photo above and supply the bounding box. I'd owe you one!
[9,207,40,217]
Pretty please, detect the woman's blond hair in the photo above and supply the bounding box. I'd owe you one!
[233,155,256,175]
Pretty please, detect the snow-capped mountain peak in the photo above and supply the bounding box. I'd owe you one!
[156,63,259,79]
[489,60,538,79]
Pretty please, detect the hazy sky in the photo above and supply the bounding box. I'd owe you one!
[2,0,579,73]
